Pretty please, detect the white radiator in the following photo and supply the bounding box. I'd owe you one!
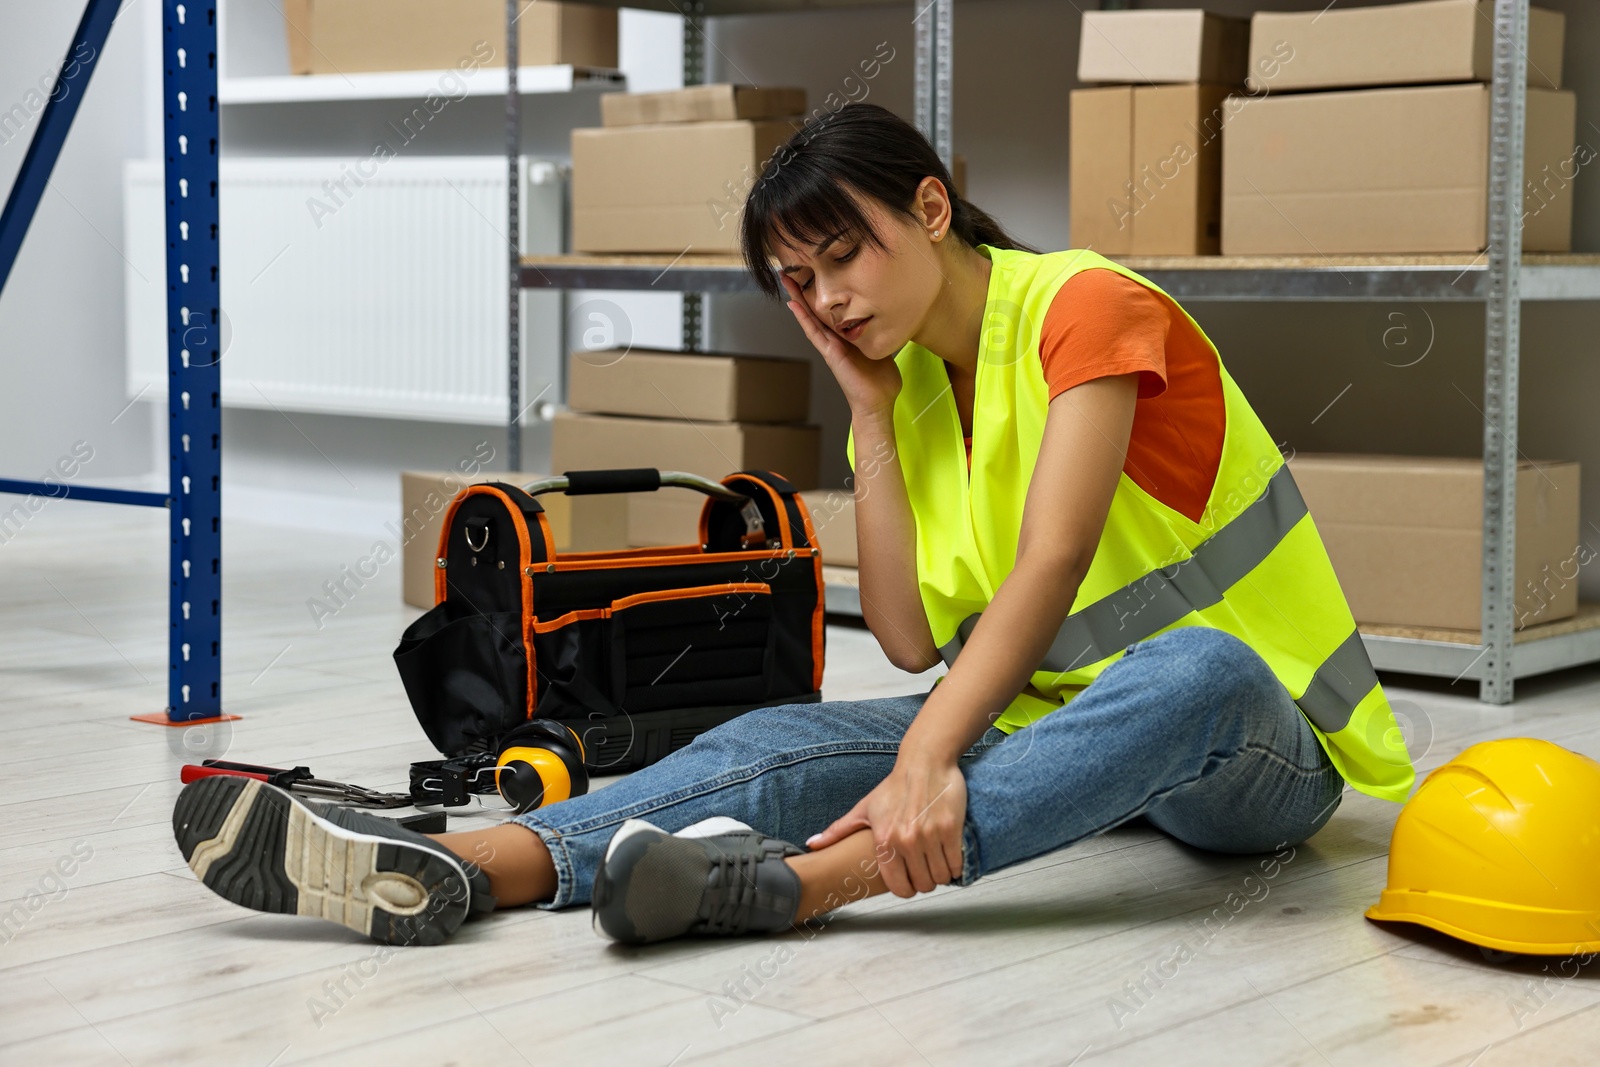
[123,156,564,424]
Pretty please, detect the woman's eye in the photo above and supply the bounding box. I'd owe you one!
[800,276,813,291]
[835,245,859,264]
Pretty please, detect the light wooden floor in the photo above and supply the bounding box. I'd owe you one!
[3,502,1598,1066]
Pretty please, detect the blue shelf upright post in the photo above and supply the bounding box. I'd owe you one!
[132,0,234,725]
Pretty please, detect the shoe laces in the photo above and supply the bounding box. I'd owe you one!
[700,840,767,935]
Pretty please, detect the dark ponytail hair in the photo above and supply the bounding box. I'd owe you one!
[739,102,1039,302]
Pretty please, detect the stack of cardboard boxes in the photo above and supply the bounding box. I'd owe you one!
[1070,0,1575,257]
[572,83,966,254]
[1070,9,1250,255]
[1222,0,1573,254]
[571,85,809,254]
[555,348,823,547]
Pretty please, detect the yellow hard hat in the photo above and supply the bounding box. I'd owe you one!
[1365,737,1600,955]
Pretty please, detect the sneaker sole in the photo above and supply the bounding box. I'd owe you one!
[173,775,470,946]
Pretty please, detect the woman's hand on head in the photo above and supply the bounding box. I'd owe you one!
[803,755,969,898]
[780,272,902,422]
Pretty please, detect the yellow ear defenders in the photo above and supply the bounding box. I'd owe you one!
[494,720,589,815]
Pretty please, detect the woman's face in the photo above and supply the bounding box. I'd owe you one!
[769,185,945,361]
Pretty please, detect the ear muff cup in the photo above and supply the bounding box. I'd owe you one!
[494,722,590,814]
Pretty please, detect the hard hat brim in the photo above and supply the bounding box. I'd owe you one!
[1366,889,1600,956]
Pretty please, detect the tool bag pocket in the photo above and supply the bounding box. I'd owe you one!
[394,600,528,755]
[610,582,775,713]
[527,581,775,722]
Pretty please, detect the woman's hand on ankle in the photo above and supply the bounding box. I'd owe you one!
[804,756,968,898]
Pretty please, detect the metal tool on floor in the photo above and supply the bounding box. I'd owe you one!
[178,759,414,809]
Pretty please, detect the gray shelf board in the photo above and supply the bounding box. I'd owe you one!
[1124,253,1600,302]
[1523,259,1600,300]
[521,253,1600,301]
[521,254,756,293]
[1364,630,1600,684]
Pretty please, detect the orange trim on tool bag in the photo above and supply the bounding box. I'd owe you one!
[435,484,540,718]
[550,550,793,575]
[534,509,556,567]
[720,472,821,690]
[532,606,610,632]
[764,471,797,548]
[491,486,539,720]
[527,505,552,716]
[433,492,464,608]
[558,543,702,561]
[791,491,827,691]
[611,582,771,612]
[532,583,770,630]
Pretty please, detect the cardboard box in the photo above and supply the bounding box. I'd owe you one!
[1078,10,1248,85]
[1286,453,1581,632]
[798,489,857,568]
[568,348,811,423]
[1247,0,1564,93]
[399,470,630,609]
[1071,84,1230,255]
[572,119,800,254]
[1221,83,1576,255]
[551,411,820,490]
[602,84,807,127]
[627,491,706,548]
[284,0,617,74]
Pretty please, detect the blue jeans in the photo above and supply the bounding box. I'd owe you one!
[511,625,1346,910]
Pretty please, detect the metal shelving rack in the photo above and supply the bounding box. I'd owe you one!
[505,0,1600,704]
[0,1,231,725]
[502,0,949,463]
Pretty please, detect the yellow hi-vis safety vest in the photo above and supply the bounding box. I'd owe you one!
[846,245,1415,803]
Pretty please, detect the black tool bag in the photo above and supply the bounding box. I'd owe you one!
[393,468,826,774]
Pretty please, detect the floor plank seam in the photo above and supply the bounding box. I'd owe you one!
[1427,999,1600,1067]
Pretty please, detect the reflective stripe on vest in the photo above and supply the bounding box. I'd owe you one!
[936,461,1378,735]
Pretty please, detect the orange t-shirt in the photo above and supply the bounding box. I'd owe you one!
[958,267,1225,524]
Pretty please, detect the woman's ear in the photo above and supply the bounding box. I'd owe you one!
[915,175,954,241]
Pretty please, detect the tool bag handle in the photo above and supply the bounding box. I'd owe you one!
[523,468,769,548]
[523,468,746,501]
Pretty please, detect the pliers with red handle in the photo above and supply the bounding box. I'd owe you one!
[179,759,413,808]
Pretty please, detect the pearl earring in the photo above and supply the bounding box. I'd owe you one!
[933,229,941,238]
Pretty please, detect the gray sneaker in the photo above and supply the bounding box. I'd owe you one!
[591,816,806,945]
[172,773,494,946]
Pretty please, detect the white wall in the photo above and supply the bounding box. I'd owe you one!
[0,1,154,490]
